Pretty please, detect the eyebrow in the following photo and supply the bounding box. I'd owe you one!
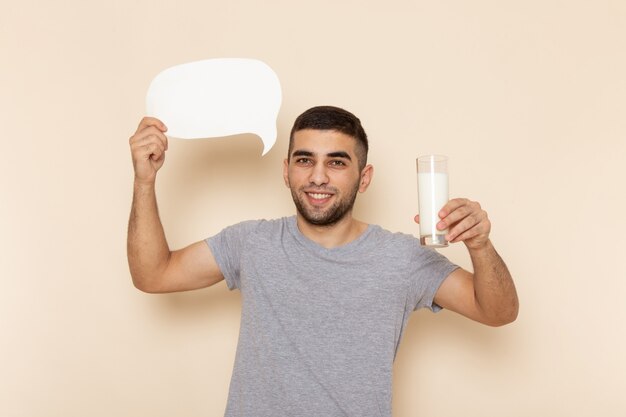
[327,151,352,160]
[291,150,352,161]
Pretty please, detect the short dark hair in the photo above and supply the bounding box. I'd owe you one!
[289,106,369,170]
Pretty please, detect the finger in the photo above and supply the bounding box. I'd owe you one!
[130,134,166,152]
[151,150,165,163]
[146,142,165,161]
[130,127,168,150]
[450,211,491,243]
[452,215,491,243]
[133,139,166,162]
[437,202,476,231]
[438,198,470,218]
[150,127,168,151]
[448,220,483,243]
[446,211,483,241]
[136,117,168,134]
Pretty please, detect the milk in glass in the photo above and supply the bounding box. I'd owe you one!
[416,155,449,247]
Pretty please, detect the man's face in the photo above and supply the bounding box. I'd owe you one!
[283,129,372,227]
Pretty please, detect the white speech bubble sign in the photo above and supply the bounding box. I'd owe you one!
[146,58,282,155]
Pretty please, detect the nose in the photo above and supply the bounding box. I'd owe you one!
[309,161,329,186]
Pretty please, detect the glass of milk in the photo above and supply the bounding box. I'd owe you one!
[417,155,449,247]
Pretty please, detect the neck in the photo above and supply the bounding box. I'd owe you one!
[295,212,368,249]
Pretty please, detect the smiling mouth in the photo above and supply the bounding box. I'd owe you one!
[307,192,333,199]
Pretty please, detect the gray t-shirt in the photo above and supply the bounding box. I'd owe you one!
[206,216,458,417]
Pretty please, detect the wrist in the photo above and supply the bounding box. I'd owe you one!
[134,177,156,190]
[466,238,493,254]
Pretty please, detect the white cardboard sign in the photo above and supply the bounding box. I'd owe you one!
[146,58,282,155]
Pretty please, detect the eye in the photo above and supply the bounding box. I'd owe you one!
[329,160,346,167]
[295,157,313,165]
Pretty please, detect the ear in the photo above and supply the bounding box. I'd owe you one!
[358,164,374,193]
[282,158,290,188]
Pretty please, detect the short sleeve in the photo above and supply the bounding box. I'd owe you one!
[409,244,460,312]
[205,220,261,291]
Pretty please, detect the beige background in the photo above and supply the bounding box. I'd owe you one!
[2,0,625,416]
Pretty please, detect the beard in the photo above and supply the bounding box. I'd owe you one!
[290,181,360,227]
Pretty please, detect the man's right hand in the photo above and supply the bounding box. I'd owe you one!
[127,116,225,293]
[129,117,169,185]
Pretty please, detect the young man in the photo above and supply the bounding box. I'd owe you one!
[127,106,518,417]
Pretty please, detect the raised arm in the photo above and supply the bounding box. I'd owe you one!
[418,199,519,326]
[127,117,224,293]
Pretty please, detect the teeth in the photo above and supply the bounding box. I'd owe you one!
[309,193,331,199]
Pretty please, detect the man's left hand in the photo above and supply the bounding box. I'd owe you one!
[435,198,491,250]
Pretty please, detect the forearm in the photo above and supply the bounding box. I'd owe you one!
[468,240,519,325]
[127,181,171,291]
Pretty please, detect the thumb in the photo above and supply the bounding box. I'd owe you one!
[414,214,420,224]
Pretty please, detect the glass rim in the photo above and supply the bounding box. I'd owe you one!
[416,154,448,162]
